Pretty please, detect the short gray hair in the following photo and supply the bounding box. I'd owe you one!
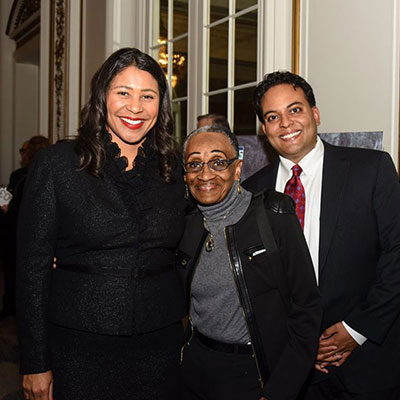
[182,125,239,162]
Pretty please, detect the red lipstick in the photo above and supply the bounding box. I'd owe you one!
[119,117,145,130]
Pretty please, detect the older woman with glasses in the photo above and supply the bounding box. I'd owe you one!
[177,125,322,400]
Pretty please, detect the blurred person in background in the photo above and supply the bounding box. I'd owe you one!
[0,135,50,320]
[196,113,231,132]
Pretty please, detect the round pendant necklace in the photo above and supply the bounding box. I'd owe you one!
[204,233,215,252]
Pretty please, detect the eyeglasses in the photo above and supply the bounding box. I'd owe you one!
[184,158,238,173]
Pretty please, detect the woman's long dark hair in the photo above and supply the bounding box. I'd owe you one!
[76,47,177,182]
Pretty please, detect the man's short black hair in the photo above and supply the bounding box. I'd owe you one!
[254,71,316,122]
[197,113,231,131]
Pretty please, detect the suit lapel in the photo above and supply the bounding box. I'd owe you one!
[319,142,350,275]
[263,161,279,189]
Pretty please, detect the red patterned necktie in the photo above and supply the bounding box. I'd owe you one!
[284,164,305,229]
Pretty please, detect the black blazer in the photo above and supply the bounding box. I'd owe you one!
[243,140,400,392]
[16,139,187,374]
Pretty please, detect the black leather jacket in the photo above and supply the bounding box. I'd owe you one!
[177,190,322,400]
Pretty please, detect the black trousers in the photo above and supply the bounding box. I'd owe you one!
[181,336,264,400]
[299,374,400,400]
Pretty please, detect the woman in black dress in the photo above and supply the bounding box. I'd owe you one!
[17,48,187,400]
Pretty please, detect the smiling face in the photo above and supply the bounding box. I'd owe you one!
[261,83,320,163]
[106,66,159,160]
[184,131,242,205]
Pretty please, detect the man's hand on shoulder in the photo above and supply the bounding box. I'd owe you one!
[315,322,358,373]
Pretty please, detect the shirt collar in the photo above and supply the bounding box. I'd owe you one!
[279,135,324,177]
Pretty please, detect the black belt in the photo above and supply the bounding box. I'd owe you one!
[57,263,174,279]
[195,330,253,355]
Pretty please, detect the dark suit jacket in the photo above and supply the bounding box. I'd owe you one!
[16,138,187,374]
[243,140,400,393]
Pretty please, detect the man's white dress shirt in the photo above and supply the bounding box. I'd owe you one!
[275,137,366,345]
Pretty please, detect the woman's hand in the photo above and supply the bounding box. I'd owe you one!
[22,370,53,400]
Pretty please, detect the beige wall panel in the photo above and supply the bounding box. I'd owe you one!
[82,0,107,102]
[0,0,16,184]
[14,63,39,164]
[300,0,399,163]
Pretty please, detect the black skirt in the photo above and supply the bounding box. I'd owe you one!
[50,322,183,400]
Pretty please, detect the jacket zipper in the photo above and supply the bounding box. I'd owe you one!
[224,226,265,388]
[180,315,194,363]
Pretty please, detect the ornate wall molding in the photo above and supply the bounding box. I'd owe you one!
[49,0,68,141]
[6,0,40,47]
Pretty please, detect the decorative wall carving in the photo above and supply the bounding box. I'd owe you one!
[49,0,68,141]
[13,0,40,29]
[6,0,41,46]
[8,0,75,142]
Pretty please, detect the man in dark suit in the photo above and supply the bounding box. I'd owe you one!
[243,71,400,399]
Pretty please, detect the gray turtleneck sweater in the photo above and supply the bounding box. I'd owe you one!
[191,181,252,344]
